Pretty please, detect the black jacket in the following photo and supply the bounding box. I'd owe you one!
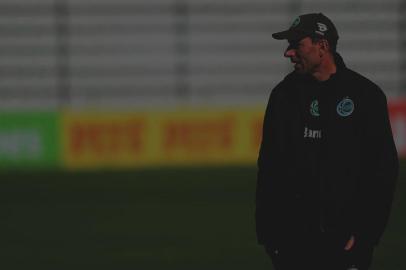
[256,53,398,247]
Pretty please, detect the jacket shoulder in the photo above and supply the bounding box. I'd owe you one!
[270,71,298,97]
[344,68,387,100]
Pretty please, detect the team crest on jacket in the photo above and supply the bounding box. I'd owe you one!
[310,100,320,117]
[337,97,354,117]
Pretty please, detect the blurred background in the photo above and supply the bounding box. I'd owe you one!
[1,0,405,269]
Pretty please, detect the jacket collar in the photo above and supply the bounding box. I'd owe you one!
[333,52,346,70]
[295,52,346,83]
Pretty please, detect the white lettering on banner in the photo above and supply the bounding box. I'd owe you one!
[0,130,42,159]
[391,116,406,154]
[304,127,322,139]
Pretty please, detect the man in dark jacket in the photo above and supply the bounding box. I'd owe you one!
[256,13,398,270]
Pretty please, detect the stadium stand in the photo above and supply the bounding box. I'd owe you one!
[0,0,403,109]
[0,0,59,109]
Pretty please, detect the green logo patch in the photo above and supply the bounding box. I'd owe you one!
[310,100,320,117]
[291,17,301,28]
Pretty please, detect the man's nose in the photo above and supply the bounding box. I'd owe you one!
[284,46,296,58]
[283,45,296,57]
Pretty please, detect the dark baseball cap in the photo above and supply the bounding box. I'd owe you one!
[272,13,339,44]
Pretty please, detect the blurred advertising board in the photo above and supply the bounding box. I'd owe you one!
[0,112,60,168]
[61,102,406,170]
[62,108,263,169]
[3,103,405,170]
[389,100,406,157]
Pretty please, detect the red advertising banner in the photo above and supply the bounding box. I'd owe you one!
[389,99,406,157]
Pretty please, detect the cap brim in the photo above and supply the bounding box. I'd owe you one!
[272,30,308,41]
[272,30,291,40]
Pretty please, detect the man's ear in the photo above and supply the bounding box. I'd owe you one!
[319,39,330,55]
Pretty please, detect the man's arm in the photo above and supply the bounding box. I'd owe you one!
[351,87,399,246]
[256,84,285,245]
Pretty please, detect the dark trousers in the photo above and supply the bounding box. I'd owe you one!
[265,237,374,270]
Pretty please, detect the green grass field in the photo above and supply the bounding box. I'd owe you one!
[1,163,405,270]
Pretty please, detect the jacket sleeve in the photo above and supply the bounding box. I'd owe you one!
[255,84,285,245]
[352,86,399,245]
